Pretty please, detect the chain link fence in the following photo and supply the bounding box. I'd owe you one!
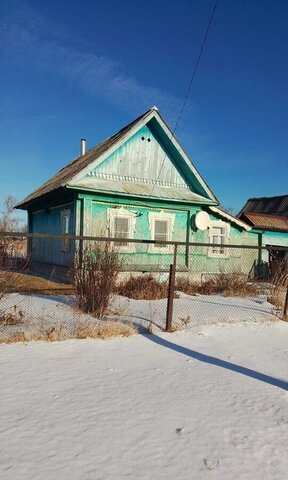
[0,232,287,342]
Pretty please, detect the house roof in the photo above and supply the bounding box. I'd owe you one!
[16,109,153,209]
[208,206,251,231]
[237,195,288,218]
[16,107,219,209]
[239,212,288,232]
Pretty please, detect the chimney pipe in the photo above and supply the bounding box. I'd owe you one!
[81,138,86,156]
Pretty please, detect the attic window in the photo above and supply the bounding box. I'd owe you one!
[141,136,145,141]
[147,138,151,142]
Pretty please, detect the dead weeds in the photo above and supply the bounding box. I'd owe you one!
[176,273,258,297]
[0,306,25,326]
[75,321,136,340]
[117,274,168,300]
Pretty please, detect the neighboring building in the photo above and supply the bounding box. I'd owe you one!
[16,107,258,280]
[238,195,288,276]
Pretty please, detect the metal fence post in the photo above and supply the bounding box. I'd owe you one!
[166,244,177,332]
[283,286,288,320]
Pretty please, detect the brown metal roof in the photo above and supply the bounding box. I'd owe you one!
[240,212,288,232]
[16,109,153,209]
[237,195,288,217]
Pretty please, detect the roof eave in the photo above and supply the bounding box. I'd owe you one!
[66,185,218,206]
[209,206,252,231]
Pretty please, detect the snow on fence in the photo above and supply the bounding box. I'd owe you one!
[0,232,287,342]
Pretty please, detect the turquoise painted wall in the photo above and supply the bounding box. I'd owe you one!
[30,202,76,266]
[77,193,259,275]
[27,189,260,277]
[261,230,288,263]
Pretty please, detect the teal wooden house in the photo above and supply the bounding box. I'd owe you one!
[16,107,258,279]
[238,195,288,275]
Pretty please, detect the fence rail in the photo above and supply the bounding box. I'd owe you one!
[1,230,288,251]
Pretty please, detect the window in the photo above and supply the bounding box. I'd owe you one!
[208,221,229,257]
[113,216,129,246]
[148,211,175,252]
[108,207,136,251]
[61,209,70,252]
[154,220,169,247]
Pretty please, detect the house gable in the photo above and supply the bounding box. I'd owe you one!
[69,110,218,204]
[16,107,218,209]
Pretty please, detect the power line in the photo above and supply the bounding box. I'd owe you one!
[149,0,220,198]
[173,0,220,134]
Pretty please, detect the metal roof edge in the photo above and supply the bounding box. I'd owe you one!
[209,206,252,231]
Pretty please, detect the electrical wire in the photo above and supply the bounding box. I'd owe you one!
[148,0,220,198]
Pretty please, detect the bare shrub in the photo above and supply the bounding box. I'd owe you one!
[0,196,25,266]
[176,273,257,297]
[268,258,288,315]
[75,321,136,340]
[74,242,121,318]
[201,273,258,297]
[0,271,30,325]
[176,276,199,295]
[117,274,168,300]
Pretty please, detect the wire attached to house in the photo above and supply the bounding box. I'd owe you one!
[148,0,220,198]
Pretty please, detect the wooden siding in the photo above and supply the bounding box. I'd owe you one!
[73,125,213,204]
[87,125,187,187]
[30,202,76,267]
[79,193,259,276]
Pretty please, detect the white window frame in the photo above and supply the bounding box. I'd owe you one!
[108,207,136,252]
[61,209,71,253]
[148,211,175,253]
[208,220,230,258]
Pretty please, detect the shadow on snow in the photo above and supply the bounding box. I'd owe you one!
[146,334,288,391]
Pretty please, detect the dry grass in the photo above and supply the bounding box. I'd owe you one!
[75,321,136,340]
[0,306,25,326]
[0,320,136,344]
[176,273,258,297]
[0,270,74,295]
[268,287,286,312]
[176,277,200,295]
[0,324,69,344]
[268,259,288,316]
[117,274,168,300]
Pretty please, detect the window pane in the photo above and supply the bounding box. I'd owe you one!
[211,225,226,255]
[114,217,129,246]
[155,220,167,235]
[63,215,69,234]
[61,212,70,252]
[212,227,222,236]
[154,220,168,247]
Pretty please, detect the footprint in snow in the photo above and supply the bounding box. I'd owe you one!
[203,458,219,470]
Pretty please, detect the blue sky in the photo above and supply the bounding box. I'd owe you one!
[0,0,287,222]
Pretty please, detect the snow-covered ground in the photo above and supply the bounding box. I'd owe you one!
[0,291,278,339]
[1,322,287,479]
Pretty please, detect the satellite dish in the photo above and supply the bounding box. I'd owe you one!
[194,211,210,231]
